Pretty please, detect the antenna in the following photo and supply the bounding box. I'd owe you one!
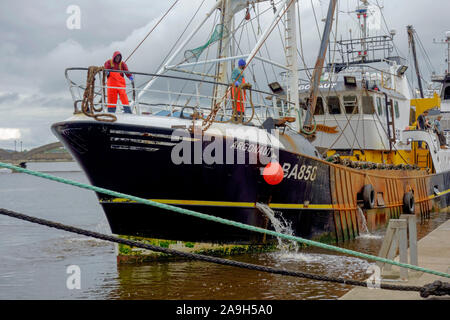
[356,1,369,62]
[328,0,393,67]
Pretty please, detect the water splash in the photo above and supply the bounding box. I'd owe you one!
[255,203,298,252]
[356,207,383,239]
[61,219,113,246]
[270,251,316,262]
[272,251,371,269]
[357,207,370,235]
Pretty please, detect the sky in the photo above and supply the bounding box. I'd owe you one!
[1,0,450,150]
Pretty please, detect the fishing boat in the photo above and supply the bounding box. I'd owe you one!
[52,0,449,262]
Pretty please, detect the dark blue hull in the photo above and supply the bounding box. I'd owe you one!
[52,119,449,245]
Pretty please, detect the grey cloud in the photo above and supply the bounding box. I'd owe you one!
[0,93,19,104]
[0,1,167,56]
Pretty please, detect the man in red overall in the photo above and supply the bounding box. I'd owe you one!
[104,51,134,113]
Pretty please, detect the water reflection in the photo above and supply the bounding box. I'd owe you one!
[111,257,353,300]
[108,210,448,300]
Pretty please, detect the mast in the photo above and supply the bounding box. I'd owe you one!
[285,1,300,129]
[303,0,337,127]
[136,0,298,115]
[211,0,229,110]
[407,25,424,98]
[137,0,222,100]
[215,0,233,96]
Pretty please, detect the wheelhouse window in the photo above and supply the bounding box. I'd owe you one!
[409,107,416,125]
[327,96,341,114]
[299,97,308,110]
[388,103,393,119]
[444,86,450,100]
[314,97,325,115]
[376,97,383,116]
[343,95,358,114]
[362,96,375,114]
[394,100,400,118]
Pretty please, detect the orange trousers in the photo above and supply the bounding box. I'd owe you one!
[231,79,246,112]
[107,72,129,109]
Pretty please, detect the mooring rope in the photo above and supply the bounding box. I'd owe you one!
[81,66,117,123]
[0,161,449,279]
[0,208,448,298]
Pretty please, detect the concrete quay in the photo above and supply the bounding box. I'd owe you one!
[340,218,450,300]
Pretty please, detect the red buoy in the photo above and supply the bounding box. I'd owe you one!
[263,162,284,185]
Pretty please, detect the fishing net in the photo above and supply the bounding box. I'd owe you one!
[184,24,229,62]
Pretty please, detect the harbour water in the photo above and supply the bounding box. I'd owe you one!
[0,162,448,300]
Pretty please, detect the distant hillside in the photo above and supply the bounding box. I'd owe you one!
[0,142,72,161]
[0,149,14,158]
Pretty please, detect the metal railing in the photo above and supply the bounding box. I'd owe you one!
[65,67,294,125]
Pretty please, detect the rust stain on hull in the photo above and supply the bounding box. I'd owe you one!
[329,164,436,242]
